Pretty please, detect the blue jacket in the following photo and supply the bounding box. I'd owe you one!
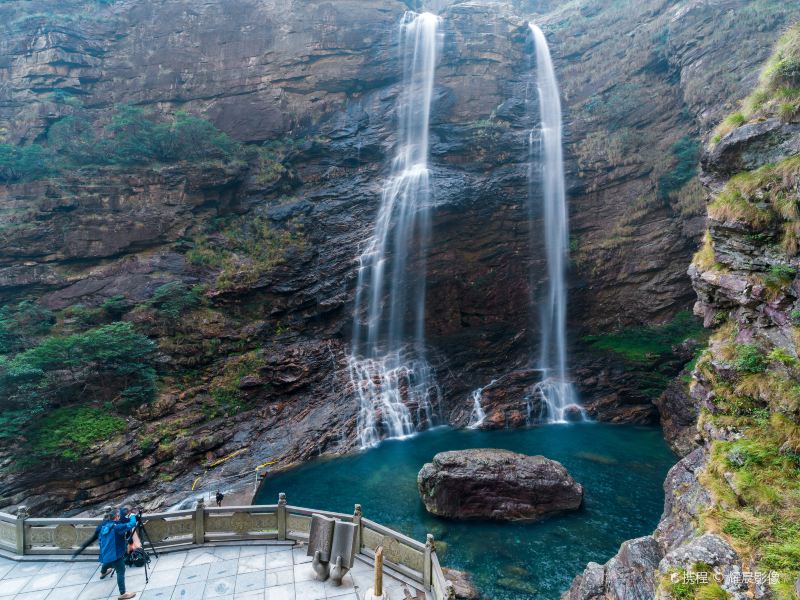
[96,516,136,564]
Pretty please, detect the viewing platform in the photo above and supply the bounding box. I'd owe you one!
[0,494,450,600]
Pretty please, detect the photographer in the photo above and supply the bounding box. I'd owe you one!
[73,507,138,600]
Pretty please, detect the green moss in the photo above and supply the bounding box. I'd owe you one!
[659,136,700,199]
[584,310,704,364]
[28,407,126,461]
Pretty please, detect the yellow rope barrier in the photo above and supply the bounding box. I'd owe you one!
[190,450,276,494]
[206,448,247,469]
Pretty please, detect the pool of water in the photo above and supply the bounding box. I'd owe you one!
[254,423,675,599]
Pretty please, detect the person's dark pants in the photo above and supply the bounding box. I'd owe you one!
[101,556,127,594]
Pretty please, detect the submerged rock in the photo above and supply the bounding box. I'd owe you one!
[417,449,583,521]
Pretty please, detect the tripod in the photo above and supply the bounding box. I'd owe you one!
[129,514,160,584]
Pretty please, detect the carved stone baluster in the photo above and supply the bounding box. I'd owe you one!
[277,493,287,541]
[15,506,28,556]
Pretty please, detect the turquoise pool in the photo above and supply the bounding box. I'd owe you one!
[255,423,675,599]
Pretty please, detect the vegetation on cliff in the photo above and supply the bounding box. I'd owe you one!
[679,22,800,597]
[582,311,706,399]
[187,215,306,292]
[693,326,800,598]
[0,320,155,452]
[0,104,243,182]
[713,22,800,142]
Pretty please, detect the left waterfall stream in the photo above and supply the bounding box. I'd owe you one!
[348,11,443,449]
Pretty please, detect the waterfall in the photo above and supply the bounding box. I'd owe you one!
[349,11,442,449]
[467,379,496,429]
[528,23,584,423]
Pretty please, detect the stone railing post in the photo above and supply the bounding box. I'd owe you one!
[353,504,362,552]
[424,533,433,589]
[15,505,28,556]
[194,497,205,545]
[277,493,287,540]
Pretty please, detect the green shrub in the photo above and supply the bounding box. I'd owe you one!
[733,344,766,374]
[63,304,104,328]
[28,406,126,461]
[101,295,131,319]
[148,282,201,319]
[767,347,799,367]
[768,264,796,281]
[0,301,55,354]
[0,322,155,438]
[4,104,243,182]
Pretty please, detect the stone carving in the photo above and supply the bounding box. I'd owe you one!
[307,514,335,562]
[143,519,167,543]
[311,551,331,581]
[330,521,357,569]
[54,524,77,549]
[286,514,311,534]
[307,514,358,585]
[328,521,357,585]
[28,527,54,546]
[230,512,250,534]
[0,521,16,547]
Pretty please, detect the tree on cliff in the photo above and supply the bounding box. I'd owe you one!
[0,321,156,441]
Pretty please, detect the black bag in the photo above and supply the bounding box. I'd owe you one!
[125,548,150,568]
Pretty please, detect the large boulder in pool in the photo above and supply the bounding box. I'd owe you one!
[417,449,582,521]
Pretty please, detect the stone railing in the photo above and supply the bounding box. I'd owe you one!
[0,493,456,599]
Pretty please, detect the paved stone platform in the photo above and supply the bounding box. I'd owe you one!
[0,543,431,600]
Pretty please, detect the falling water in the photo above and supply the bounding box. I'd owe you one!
[467,379,496,429]
[528,23,583,423]
[349,12,442,448]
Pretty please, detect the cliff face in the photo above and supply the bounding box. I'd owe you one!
[0,0,798,514]
[567,23,800,600]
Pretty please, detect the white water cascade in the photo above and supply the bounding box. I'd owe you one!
[349,12,442,449]
[467,379,497,429]
[528,23,584,423]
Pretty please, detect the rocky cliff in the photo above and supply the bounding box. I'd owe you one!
[566,23,800,600]
[0,0,799,516]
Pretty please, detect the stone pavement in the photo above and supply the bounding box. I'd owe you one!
[0,542,432,600]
